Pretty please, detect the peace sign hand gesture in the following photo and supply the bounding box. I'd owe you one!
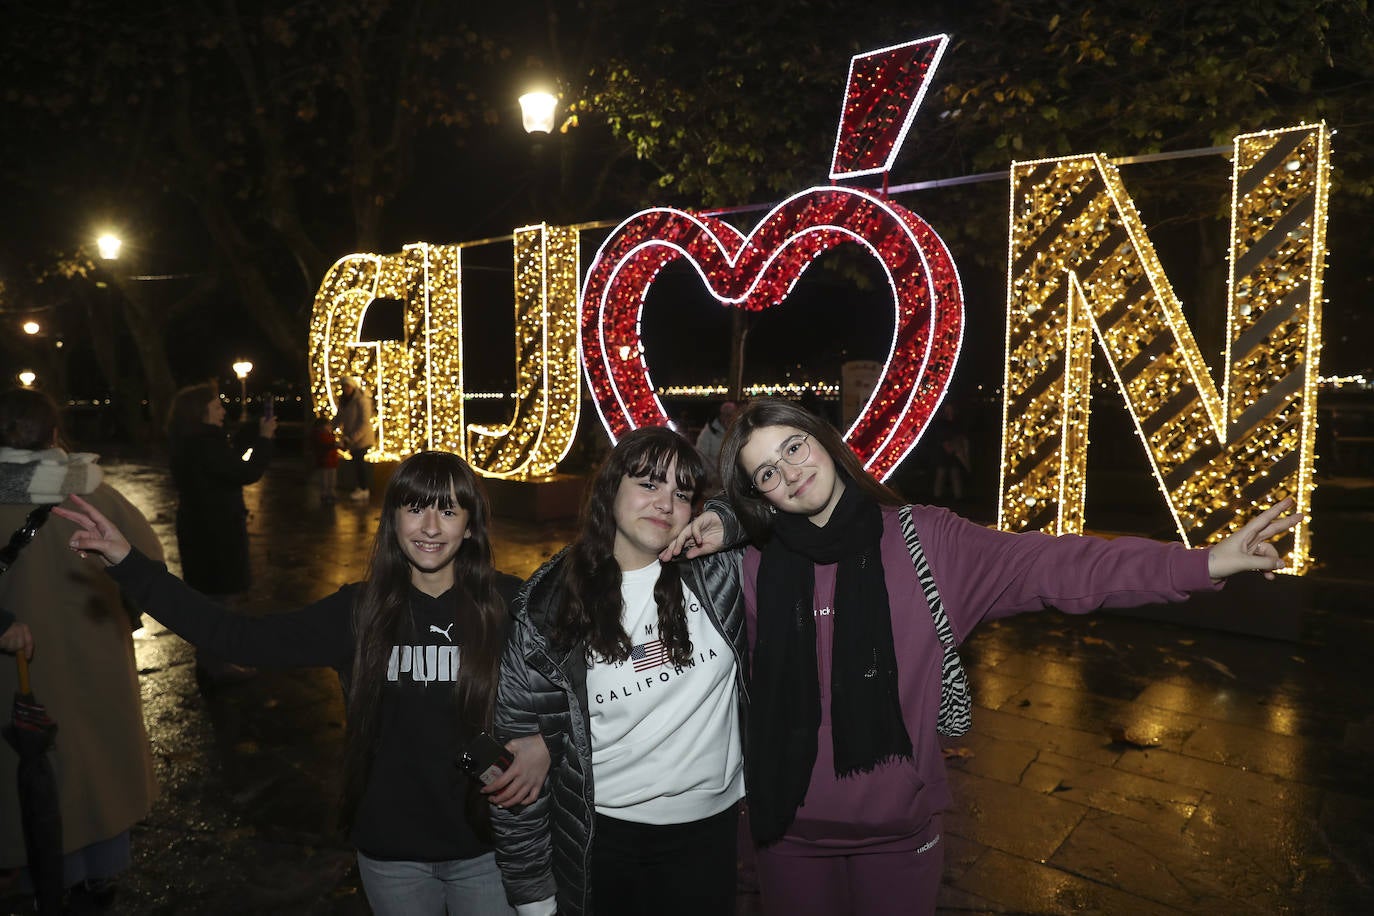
[51,494,133,567]
[1206,497,1302,582]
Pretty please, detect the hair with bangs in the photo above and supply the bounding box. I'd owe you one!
[342,451,505,835]
[720,398,903,541]
[551,426,706,666]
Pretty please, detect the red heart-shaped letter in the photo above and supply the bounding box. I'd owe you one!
[580,186,962,480]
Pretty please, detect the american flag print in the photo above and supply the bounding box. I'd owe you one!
[630,639,670,672]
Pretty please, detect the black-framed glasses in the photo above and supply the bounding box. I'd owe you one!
[752,435,811,492]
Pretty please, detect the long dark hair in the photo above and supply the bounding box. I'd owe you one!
[551,426,706,667]
[166,382,219,440]
[341,451,505,825]
[720,398,903,541]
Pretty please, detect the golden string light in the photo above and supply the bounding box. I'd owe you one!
[467,224,582,479]
[308,229,580,480]
[997,123,1330,574]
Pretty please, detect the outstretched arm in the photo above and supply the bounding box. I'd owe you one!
[54,495,354,669]
[1206,496,1301,582]
[53,493,131,565]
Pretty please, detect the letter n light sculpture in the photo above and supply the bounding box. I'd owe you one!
[998,124,1330,573]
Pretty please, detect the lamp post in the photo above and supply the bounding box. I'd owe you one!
[519,89,561,221]
[22,320,40,335]
[18,371,37,388]
[232,360,253,422]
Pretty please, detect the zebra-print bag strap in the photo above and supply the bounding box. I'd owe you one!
[898,505,973,737]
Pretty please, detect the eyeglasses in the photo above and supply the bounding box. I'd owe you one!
[751,435,811,492]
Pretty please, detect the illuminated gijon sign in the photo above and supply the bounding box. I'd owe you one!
[306,36,1329,573]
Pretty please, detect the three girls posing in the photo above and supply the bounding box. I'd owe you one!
[59,406,1296,915]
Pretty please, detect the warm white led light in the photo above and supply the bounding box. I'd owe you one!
[468,224,582,479]
[519,91,558,134]
[997,124,1329,574]
[308,231,581,480]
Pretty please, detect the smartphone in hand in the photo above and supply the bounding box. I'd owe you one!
[458,732,514,786]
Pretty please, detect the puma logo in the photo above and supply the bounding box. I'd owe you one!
[429,623,455,642]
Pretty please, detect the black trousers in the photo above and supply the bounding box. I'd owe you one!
[590,802,739,916]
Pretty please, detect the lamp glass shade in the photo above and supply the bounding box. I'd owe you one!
[519,92,558,134]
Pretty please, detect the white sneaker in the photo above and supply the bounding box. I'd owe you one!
[349,488,369,501]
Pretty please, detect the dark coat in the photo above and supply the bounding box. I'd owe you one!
[169,423,274,594]
[491,500,748,916]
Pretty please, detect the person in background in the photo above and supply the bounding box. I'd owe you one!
[334,376,376,502]
[694,400,738,486]
[56,451,549,916]
[699,397,1299,916]
[0,387,161,910]
[928,402,970,502]
[310,414,342,505]
[166,381,276,683]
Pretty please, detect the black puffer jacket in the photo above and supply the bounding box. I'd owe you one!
[492,501,747,916]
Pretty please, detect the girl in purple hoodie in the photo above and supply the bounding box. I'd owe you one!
[669,398,1296,916]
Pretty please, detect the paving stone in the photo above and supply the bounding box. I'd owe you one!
[969,706,1124,767]
[1180,718,1315,783]
[1053,808,1305,911]
[944,769,1085,862]
[965,667,1030,709]
[950,847,1182,915]
[995,681,1203,754]
[983,646,1150,701]
[1113,747,1320,810]
[1020,751,1201,832]
[940,729,1038,786]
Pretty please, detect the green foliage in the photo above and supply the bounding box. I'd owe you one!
[567,0,1374,211]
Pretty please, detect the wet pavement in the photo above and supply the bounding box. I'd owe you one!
[5,456,1373,914]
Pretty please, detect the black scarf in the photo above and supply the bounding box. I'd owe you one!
[747,482,912,846]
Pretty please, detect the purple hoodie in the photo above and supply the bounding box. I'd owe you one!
[742,504,1217,856]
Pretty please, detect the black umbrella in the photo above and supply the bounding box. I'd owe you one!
[3,652,64,915]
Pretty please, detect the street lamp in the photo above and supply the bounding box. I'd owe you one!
[22,320,40,335]
[18,371,36,388]
[97,233,122,260]
[232,360,253,421]
[519,91,558,134]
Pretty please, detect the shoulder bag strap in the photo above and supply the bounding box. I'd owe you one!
[0,504,54,576]
[898,504,973,737]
